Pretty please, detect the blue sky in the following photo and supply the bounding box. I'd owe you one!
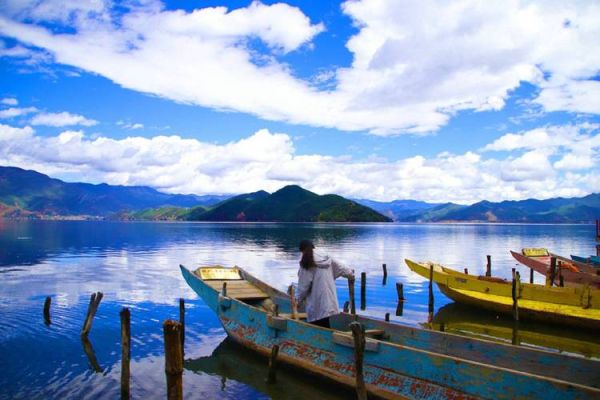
[0,0,599,204]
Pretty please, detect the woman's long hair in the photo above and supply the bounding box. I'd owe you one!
[299,240,316,269]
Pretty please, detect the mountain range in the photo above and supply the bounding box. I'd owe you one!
[1,166,598,223]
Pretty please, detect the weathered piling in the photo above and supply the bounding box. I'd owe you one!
[511,268,519,322]
[464,268,468,275]
[163,320,183,400]
[596,219,600,241]
[486,255,492,277]
[120,308,131,400]
[343,301,349,313]
[548,257,557,287]
[596,244,600,257]
[385,312,390,322]
[428,264,434,322]
[179,298,185,360]
[348,276,356,315]
[82,292,103,338]
[44,296,51,326]
[360,272,366,310]
[395,301,404,317]
[350,322,367,400]
[382,264,387,285]
[395,282,404,302]
[530,268,534,284]
[266,344,280,384]
[221,282,227,297]
[289,285,298,320]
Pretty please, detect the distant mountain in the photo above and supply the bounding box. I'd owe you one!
[0,166,229,217]
[354,199,443,221]
[401,195,600,223]
[188,185,391,222]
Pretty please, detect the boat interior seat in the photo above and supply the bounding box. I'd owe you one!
[205,279,269,300]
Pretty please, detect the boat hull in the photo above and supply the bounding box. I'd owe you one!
[405,259,600,330]
[181,264,600,400]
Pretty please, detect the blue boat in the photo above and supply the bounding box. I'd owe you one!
[571,255,600,266]
[180,264,600,399]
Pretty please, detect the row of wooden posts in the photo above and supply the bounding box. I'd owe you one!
[43,293,187,400]
[41,256,534,400]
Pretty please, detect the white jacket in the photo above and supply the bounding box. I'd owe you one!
[296,252,353,322]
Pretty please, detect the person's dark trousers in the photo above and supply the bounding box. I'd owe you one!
[311,317,330,328]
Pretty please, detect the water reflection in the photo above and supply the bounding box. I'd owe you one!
[0,221,598,399]
[185,338,354,400]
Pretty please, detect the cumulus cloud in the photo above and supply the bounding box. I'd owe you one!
[0,106,37,118]
[1,97,17,105]
[0,122,597,203]
[0,1,598,135]
[30,111,98,127]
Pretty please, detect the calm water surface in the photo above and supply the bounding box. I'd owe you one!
[0,220,598,399]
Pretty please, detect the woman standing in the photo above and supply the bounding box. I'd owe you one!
[296,240,354,328]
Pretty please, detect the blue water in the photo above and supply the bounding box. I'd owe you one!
[0,220,598,399]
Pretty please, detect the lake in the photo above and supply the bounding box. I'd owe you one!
[0,220,598,399]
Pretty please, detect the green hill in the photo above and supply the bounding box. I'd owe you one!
[186,185,391,222]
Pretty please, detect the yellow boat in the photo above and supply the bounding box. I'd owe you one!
[405,259,600,330]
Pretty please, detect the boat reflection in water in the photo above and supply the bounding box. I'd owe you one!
[185,338,354,400]
[427,302,600,359]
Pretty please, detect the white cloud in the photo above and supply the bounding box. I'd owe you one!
[0,123,597,203]
[0,1,598,135]
[0,106,37,118]
[30,111,98,127]
[1,97,17,105]
[117,121,144,130]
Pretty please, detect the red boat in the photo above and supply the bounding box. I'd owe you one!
[511,248,600,289]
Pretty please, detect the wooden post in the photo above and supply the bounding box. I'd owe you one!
[382,264,387,286]
[395,282,404,302]
[120,308,131,400]
[343,301,349,313]
[179,298,185,360]
[348,277,356,315]
[428,264,434,322]
[464,268,468,275]
[596,244,600,257]
[511,268,519,322]
[486,255,492,277]
[549,257,557,287]
[82,292,103,338]
[558,266,564,287]
[596,219,600,241]
[360,272,366,310]
[266,344,280,384]
[44,296,51,326]
[163,320,183,400]
[221,282,227,297]
[385,312,390,322]
[395,301,404,316]
[289,285,298,319]
[350,322,367,400]
[530,268,534,284]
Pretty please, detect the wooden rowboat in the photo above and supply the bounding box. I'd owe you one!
[510,249,600,288]
[405,259,600,330]
[180,264,600,399]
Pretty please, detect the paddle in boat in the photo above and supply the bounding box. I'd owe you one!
[180,264,600,399]
[404,258,600,330]
[510,248,600,288]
